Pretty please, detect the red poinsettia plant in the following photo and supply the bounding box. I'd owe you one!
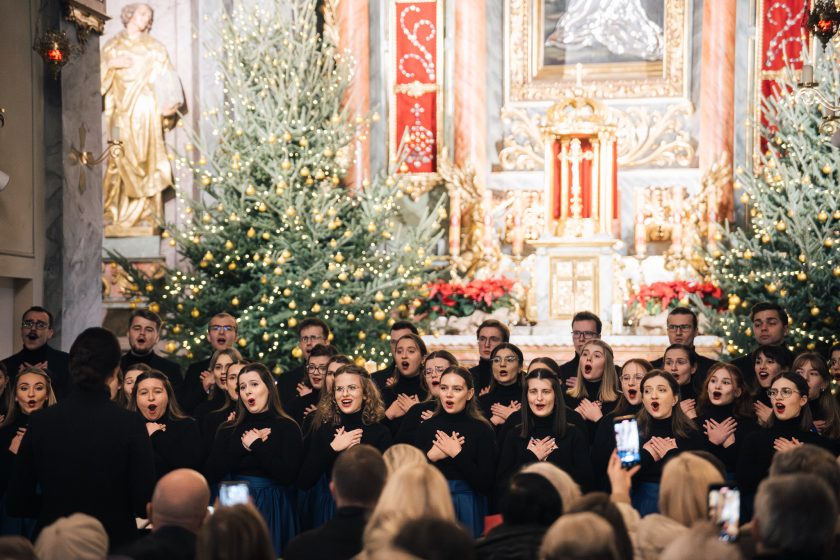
[628,281,725,317]
[418,277,516,319]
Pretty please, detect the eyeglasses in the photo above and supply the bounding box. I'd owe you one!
[335,384,360,394]
[22,320,49,330]
[767,387,800,398]
[829,359,839,367]
[492,356,519,365]
[300,335,325,344]
[620,374,645,383]
[307,365,328,374]
[209,325,235,333]
[666,324,694,332]
[571,330,598,339]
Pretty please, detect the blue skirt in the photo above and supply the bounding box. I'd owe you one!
[239,475,298,557]
[631,482,660,516]
[298,474,336,531]
[448,480,487,538]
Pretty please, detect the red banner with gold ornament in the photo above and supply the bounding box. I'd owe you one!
[390,0,443,176]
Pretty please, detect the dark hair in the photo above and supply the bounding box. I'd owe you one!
[22,306,54,329]
[767,373,814,432]
[769,444,840,505]
[566,493,633,560]
[224,363,296,432]
[308,343,338,361]
[489,343,524,391]
[572,311,602,334]
[667,306,698,329]
[130,370,188,421]
[392,517,476,560]
[613,358,653,416]
[391,320,419,335]
[663,344,697,367]
[501,472,562,526]
[69,328,122,391]
[129,308,162,331]
[476,319,510,342]
[750,301,788,326]
[529,356,562,375]
[297,317,330,339]
[792,353,840,438]
[432,367,491,427]
[697,363,755,421]
[195,504,274,560]
[637,370,697,439]
[331,444,387,507]
[520,368,567,439]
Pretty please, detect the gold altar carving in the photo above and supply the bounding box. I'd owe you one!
[505,0,689,103]
[66,1,109,42]
[549,256,598,319]
[499,103,696,172]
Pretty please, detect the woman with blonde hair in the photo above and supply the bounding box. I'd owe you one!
[195,348,244,421]
[360,463,456,558]
[565,340,620,439]
[540,512,620,560]
[383,443,427,474]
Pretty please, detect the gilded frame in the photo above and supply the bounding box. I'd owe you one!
[505,0,690,103]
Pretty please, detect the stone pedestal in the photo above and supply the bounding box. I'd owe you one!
[529,237,623,334]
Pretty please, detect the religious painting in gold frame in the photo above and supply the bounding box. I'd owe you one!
[505,0,690,103]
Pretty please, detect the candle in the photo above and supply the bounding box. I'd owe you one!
[671,186,683,256]
[635,190,647,257]
[111,126,121,142]
[483,190,494,256]
[512,193,524,257]
[802,64,814,84]
[448,189,461,257]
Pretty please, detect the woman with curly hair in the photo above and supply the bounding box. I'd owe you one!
[297,365,391,529]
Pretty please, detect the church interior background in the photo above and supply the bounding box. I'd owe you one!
[0,0,836,369]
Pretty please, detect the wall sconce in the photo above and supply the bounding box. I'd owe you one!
[68,126,123,193]
[33,29,74,79]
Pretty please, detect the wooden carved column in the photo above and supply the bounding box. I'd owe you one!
[337,0,370,188]
[699,0,737,222]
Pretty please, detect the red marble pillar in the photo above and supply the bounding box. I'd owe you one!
[454,0,487,187]
[699,1,736,221]
[337,0,370,188]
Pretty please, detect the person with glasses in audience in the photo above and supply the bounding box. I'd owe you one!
[651,307,717,390]
[371,321,418,392]
[288,343,338,428]
[179,312,238,415]
[559,311,603,387]
[470,319,510,392]
[395,350,459,444]
[120,308,183,396]
[2,307,70,399]
[277,318,331,408]
[737,372,834,518]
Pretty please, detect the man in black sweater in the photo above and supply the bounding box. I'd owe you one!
[284,444,387,560]
[179,312,238,415]
[117,468,210,560]
[651,306,717,389]
[277,317,331,407]
[470,319,510,392]
[371,320,418,392]
[2,306,70,398]
[729,302,794,392]
[120,309,183,395]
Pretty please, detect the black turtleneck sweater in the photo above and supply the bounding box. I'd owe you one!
[590,403,643,491]
[558,354,579,383]
[144,415,201,481]
[120,352,183,394]
[288,390,321,429]
[395,400,438,444]
[564,378,619,442]
[479,379,523,423]
[696,402,759,473]
[201,402,236,460]
[372,362,397,392]
[2,344,70,399]
[382,374,427,436]
[737,416,831,495]
[180,357,211,416]
[193,390,227,422]
[634,416,705,484]
[469,359,493,392]
[497,413,592,491]
[297,410,391,490]
[205,410,303,486]
[414,408,497,495]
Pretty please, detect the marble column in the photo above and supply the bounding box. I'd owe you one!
[454,0,488,187]
[699,1,736,222]
[337,0,370,188]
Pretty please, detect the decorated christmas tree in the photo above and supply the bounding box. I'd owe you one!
[115,0,443,372]
[700,42,840,356]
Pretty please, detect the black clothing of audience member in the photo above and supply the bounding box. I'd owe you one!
[148,418,202,482]
[204,410,303,486]
[117,525,196,560]
[8,327,155,550]
[415,408,497,496]
[635,417,706,484]
[590,403,643,491]
[497,414,593,491]
[2,345,70,400]
[470,358,493,392]
[120,352,183,395]
[179,357,211,416]
[696,401,759,474]
[283,506,368,560]
[394,400,437,444]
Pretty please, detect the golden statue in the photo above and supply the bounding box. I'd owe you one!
[101,3,184,237]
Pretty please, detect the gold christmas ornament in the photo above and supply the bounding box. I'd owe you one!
[258,202,267,212]
[247,227,256,238]
[761,234,771,243]
[291,346,303,358]
[149,302,160,313]
[796,271,808,281]
[334,253,345,263]
[281,160,291,170]
[823,164,833,174]
[833,210,840,220]
[190,308,200,318]
[366,222,376,233]
[274,266,283,275]
[283,288,292,296]
[346,313,356,321]
[833,266,840,277]
[825,238,835,248]
[224,240,234,250]
[338,272,348,281]
[799,254,807,263]
[765,283,777,293]
[283,131,292,142]
[231,296,240,306]
[165,341,178,353]
[374,310,386,321]
[172,325,182,334]
[227,262,237,271]
[245,184,256,196]
[358,331,366,340]
[311,303,322,313]
[818,211,829,222]
[775,221,786,232]
[288,317,298,327]
[262,333,270,342]
[374,291,384,302]
[286,207,297,217]
[289,301,297,310]
[303,278,312,288]
[300,167,310,177]
[743,250,753,260]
